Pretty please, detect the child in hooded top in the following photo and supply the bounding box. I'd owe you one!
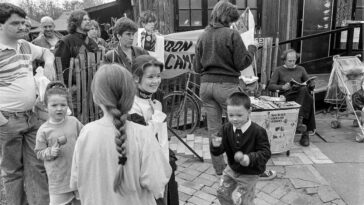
[34,81,83,205]
[210,92,271,205]
[70,63,171,205]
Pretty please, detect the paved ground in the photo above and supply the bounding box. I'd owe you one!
[173,112,364,205]
[0,112,362,205]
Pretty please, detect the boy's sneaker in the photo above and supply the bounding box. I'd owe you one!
[259,170,277,180]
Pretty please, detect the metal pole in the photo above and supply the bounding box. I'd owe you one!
[168,127,204,162]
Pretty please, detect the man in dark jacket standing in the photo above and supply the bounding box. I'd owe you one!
[54,10,98,85]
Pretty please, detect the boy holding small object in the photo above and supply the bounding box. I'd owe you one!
[210,92,272,205]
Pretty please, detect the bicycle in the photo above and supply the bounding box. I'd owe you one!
[162,71,203,137]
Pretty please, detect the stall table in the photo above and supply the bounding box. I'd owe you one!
[250,99,301,156]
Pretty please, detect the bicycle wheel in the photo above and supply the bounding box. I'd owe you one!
[163,91,201,136]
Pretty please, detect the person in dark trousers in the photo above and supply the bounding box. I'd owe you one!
[268,49,316,147]
[104,17,148,72]
[0,3,56,204]
[54,10,98,85]
[210,92,271,205]
[193,1,256,175]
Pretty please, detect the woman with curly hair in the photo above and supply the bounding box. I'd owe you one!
[70,63,171,205]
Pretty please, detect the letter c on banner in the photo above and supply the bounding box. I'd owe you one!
[165,54,175,69]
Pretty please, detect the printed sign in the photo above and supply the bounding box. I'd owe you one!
[163,39,195,77]
[161,29,203,78]
[251,108,299,154]
[135,9,262,79]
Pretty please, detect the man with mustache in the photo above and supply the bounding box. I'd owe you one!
[55,10,98,85]
[0,3,56,205]
[32,16,63,52]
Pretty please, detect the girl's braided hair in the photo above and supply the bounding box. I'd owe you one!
[91,63,136,193]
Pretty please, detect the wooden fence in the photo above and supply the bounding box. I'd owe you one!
[54,40,280,126]
[54,51,103,124]
[54,51,201,126]
[256,37,280,93]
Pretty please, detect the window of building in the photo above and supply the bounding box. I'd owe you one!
[354,0,363,20]
[175,0,261,31]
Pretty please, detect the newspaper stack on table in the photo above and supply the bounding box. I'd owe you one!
[250,96,301,111]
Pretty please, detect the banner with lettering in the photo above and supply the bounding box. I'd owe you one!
[135,9,258,79]
[162,29,204,79]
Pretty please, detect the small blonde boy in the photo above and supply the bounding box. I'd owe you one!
[210,92,271,205]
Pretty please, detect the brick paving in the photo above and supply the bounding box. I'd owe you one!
[173,135,347,205]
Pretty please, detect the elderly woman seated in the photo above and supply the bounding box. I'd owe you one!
[268,49,315,147]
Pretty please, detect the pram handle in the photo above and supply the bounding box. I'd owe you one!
[333,54,362,60]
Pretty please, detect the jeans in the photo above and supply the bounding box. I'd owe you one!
[200,82,245,174]
[0,110,49,205]
[217,166,258,205]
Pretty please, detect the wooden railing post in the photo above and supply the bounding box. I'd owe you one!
[79,54,88,124]
[94,51,101,120]
[272,37,279,71]
[74,58,81,120]
[87,52,96,122]
[54,57,64,84]
[68,58,74,114]
[346,25,354,56]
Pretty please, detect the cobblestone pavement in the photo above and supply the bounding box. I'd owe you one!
[174,138,347,205]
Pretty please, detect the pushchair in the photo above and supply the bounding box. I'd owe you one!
[324,55,364,141]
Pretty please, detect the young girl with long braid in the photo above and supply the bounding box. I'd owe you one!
[70,64,171,205]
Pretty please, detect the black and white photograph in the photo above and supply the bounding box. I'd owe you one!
[0,0,363,204]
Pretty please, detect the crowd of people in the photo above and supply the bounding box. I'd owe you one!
[0,1,317,205]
